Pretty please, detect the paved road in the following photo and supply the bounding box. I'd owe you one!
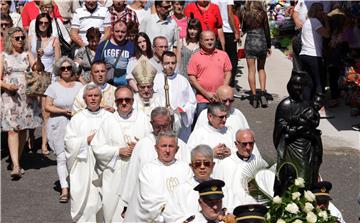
[1,98,359,222]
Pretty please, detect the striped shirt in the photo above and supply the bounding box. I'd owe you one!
[71,4,111,45]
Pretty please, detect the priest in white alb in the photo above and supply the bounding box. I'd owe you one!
[119,107,190,210]
[72,61,117,115]
[153,51,196,142]
[212,129,268,205]
[131,55,165,116]
[91,87,152,222]
[123,131,192,222]
[163,145,239,222]
[187,102,235,161]
[64,84,112,222]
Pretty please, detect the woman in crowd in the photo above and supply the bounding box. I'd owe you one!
[172,1,187,39]
[74,27,101,84]
[299,3,330,113]
[28,12,60,155]
[241,1,271,108]
[177,17,202,79]
[0,27,42,179]
[0,0,22,28]
[126,32,154,92]
[44,57,83,203]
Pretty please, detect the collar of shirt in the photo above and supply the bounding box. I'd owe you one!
[82,3,100,15]
[207,122,227,134]
[163,72,177,80]
[154,13,171,24]
[199,48,218,55]
[117,110,133,119]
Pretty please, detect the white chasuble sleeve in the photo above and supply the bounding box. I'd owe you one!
[91,116,127,172]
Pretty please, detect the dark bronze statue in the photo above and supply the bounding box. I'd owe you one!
[273,71,324,196]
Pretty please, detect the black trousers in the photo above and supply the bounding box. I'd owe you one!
[300,55,325,102]
[224,32,238,87]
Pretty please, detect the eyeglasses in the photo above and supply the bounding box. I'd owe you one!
[39,21,49,26]
[192,160,212,168]
[60,66,72,72]
[160,4,172,10]
[235,141,255,147]
[1,23,11,28]
[155,45,168,49]
[211,113,228,120]
[13,36,25,41]
[115,97,133,103]
[221,99,234,104]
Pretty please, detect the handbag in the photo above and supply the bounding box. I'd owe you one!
[54,18,75,58]
[25,39,51,96]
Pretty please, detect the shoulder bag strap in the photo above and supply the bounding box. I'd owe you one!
[112,49,123,68]
[85,46,93,64]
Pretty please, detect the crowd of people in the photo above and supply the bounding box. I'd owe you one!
[0,0,357,222]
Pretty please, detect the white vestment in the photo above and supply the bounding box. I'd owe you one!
[64,108,111,222]
[163,177,238,222]
[124,159,192,222]
[212,153,268,205]
[187,124,236,162]
[133,92,165,117]
[72,82,116,115]
[153,72,197,142]
[90,113,128,223]
[120,134,190,206]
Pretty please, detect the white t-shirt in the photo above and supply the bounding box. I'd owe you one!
[211,0,234,33]
[294,0,332,24]
[300,18,323,57]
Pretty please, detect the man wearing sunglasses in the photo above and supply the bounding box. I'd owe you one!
[64,84,112,222]
[120,107,190,215]
[188,102,235,160]
[212,129,268,205]
[72,61,117,115]
[140,0,178,50]
[163,145,238,222]
[124,131,192,222]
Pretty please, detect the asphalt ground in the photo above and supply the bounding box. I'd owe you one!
[1,96,359,222]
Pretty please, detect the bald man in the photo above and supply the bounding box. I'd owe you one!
[188,31,232,121]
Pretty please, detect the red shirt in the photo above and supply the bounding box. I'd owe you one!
[21,1,63,29]
[184,3,222,37]
[187,48,232,103]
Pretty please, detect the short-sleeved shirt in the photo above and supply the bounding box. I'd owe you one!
[172,15,188,39]
[187,48,232,103]
[139,13,179,49]
[184,2,223,37]
[71,4,111,45]
[109,6,139,30]
[300,18,323,57]
[21,1,63,28]
[211,0,234,33]
[45,81,83,111]
[94,39,135,86]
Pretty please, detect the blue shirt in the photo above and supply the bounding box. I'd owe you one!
[95,40,135,86]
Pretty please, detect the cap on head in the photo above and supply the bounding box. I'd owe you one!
[233,204,267,223]
[132,55,157,85]
[194,179,225,200]
[311,181,333,202]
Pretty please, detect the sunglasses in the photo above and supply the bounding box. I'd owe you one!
[236,141,255,147]
[13,36,25,41]
[60,66,72,72]
[192,160,212,168]
[115,97,133,103]
[1,23,11,28]
[221,99,234,103]
[161,5,172,9]
[211,113,227,120]
[39,21,49,25]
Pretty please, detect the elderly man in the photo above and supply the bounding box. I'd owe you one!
[70,0,111,47]
[94,19,135,86]
[124,131,192,222]
[188,30,232,120]
[150,36,169,73]
[91,87,152,222]
[194,85,249,133]
[140,1,178,50]
[212,129,268,205]
[72,61,116,115]
[64,84,112,222]
[153,51,196,142]
[120,107,190,211]
[132,56,166,116]
[164,145,238,222]
[187,102,235,160]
